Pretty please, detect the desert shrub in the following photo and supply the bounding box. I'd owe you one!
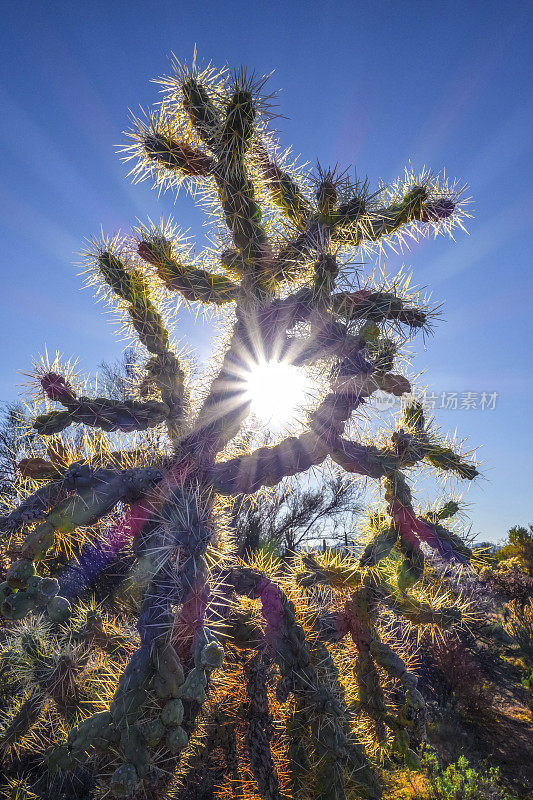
[481,567,533,606]
[504,600,533,666]
[496,525,533,577]
[428,638,489,713]
[418,752,516,800]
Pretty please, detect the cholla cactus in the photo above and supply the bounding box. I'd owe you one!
[0,54,481,799]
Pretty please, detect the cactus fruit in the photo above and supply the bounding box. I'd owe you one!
[0,54,481,800]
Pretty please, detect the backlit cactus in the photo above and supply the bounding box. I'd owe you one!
[0,54,480,799]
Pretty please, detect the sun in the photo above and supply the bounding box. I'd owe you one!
[245,360,315,427]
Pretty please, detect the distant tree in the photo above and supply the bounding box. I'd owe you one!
[232,473,360,557]
[97,347,142,401]
[496,523,533,575]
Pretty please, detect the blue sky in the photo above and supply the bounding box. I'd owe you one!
[1,0,532,542]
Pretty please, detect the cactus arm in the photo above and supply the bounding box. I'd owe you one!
[333,184,446,246]
[229,567,381,800]
[181,78,221,150]
[302,563,425,764]
[215,88,269,264]
[143,133,214,175]
[97,250,171,355]
[272,218,324,277]
[359,527,399,568]
[420,516,473,560]
[1,462,160,537]
[423,442,479,480]
[208,432,329,494]
[137,238,239,304]
[243,654,282,800]
[1,468,163,627]
[357,185,429,240]
[330,440,401,480]
[331,289,427,328]
[0,689,47,750]
[96,250,189,438]
[51,484,222,794]
[0,479,64,532]
[384,593,461,629]
[385,473,467,562]
[256,141,312,227]
[208,432,399,495]
[34,395,171,435]
[393,402,478,480]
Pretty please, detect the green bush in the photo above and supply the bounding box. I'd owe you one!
[418,752,516,800]
[504,600,533,666]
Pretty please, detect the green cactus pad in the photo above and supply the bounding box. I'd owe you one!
[110,762,139,797]
[160,698,184,727]
[6,559,37,589]
[46,595,71,623]
[179,667,207,703]
[2,591,36,620]
[165,725,188,754]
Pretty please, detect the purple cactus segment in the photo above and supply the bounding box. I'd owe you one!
[259,580,285,633]
[59,503,151,598]
[420,198,455,223]
[40,372,75,402]
[414,519,460,562]
[59,532,128,599]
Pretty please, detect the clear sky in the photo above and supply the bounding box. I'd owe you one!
[1,0,532,543]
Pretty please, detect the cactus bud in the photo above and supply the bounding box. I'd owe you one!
[137,240,160,266]
[40,372,75,402]
[35,576,60,604]
[140,718,165,747]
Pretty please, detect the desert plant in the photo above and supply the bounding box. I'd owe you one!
[426,636,489,713]
[0,54,481,799]
[481,566,533,606]
[504,600,533,666]
[418,752,515,800]
[231,472,360,557]
[497,525,533,576]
